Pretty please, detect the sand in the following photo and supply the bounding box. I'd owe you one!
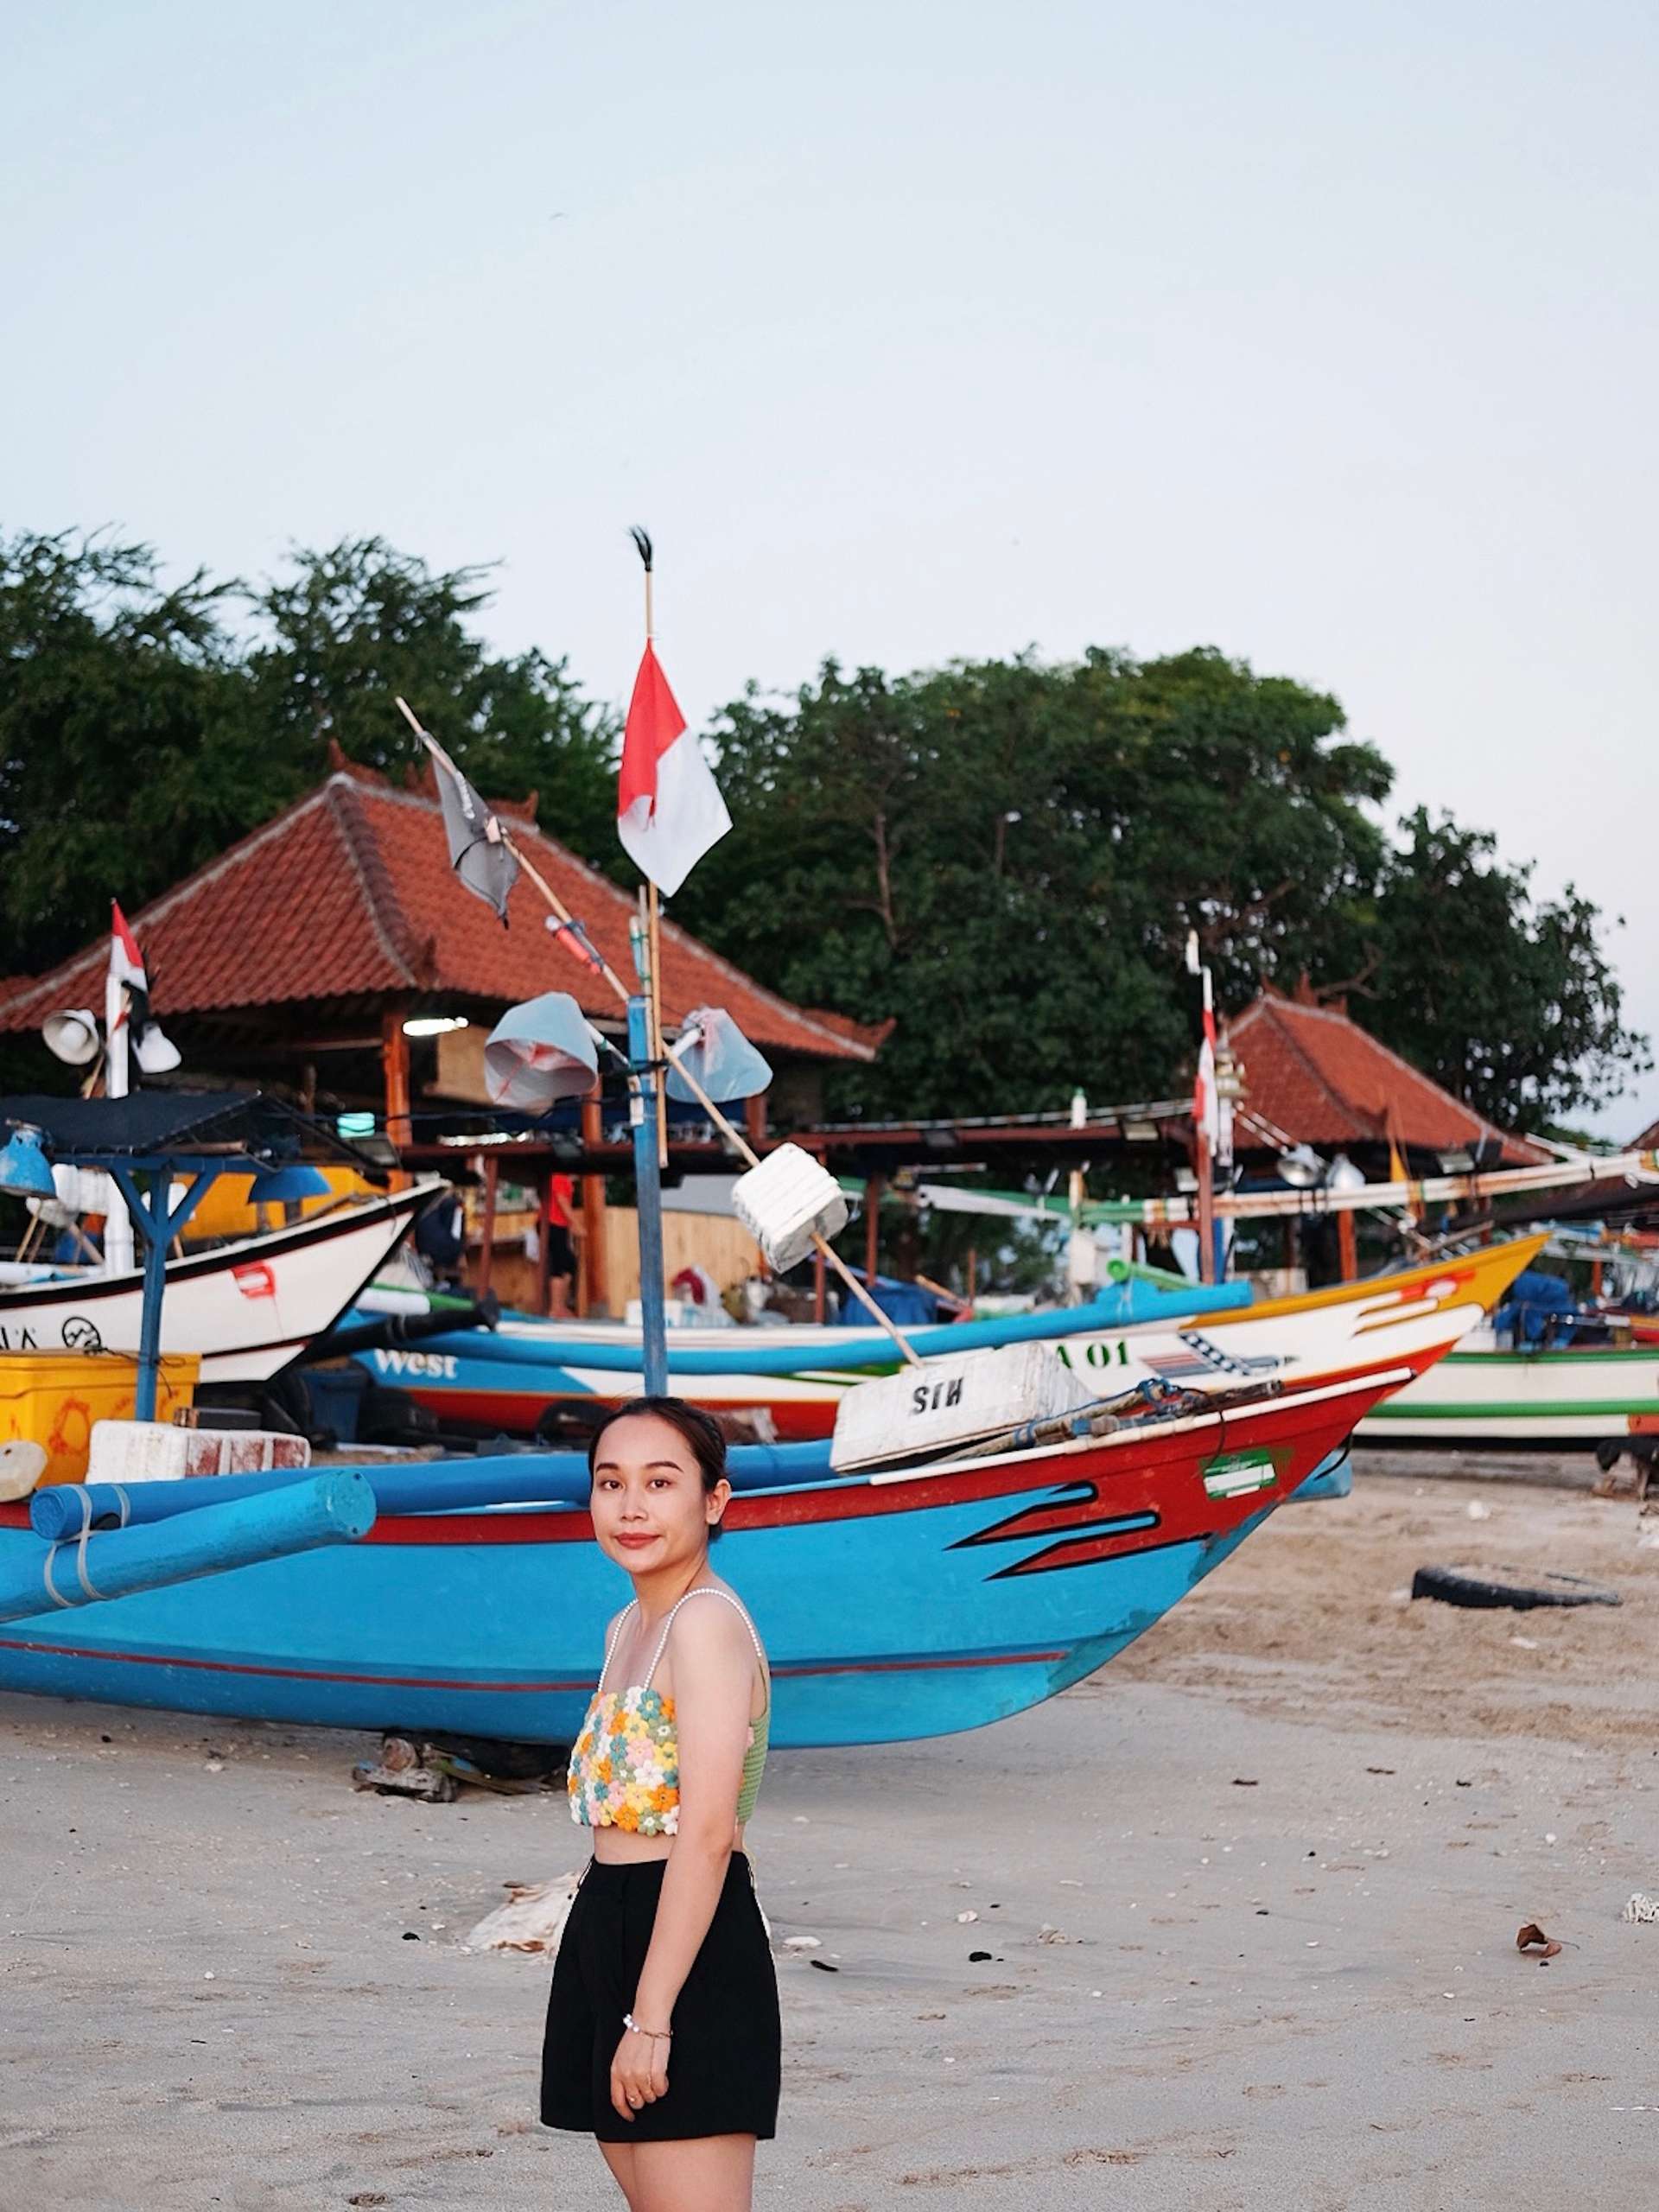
[3,1467,1656,2211]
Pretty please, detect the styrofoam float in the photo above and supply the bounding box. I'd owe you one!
[731,1143,849,1270]
[830,1343,1095,1472]
[86,1420,312,1484]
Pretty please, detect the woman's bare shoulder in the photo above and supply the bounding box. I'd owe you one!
[666,1586,762,1665]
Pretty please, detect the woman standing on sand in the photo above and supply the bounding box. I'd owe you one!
[542,1396,781,2212]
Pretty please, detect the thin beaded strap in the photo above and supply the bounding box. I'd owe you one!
[597,1600,638,1692]
[642,1587,765,1687]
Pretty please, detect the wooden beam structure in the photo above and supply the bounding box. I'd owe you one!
[379,1007,411,1188]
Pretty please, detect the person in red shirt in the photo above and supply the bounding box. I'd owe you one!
[547,1173,577,1318]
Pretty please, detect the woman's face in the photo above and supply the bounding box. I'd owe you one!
[588,1413,729,1574]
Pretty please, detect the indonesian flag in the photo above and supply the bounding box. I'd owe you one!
[617,643,731,896]
[109,901,180,1075]
[109,901,148,1039]
[1192,965,1222,1154]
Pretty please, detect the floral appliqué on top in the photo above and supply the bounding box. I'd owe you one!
[569,1686,681,1835]
[567,1589,770,1836]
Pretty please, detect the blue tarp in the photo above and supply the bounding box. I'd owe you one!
[1495,1268,1586,1347]
[844,1271,953,1325]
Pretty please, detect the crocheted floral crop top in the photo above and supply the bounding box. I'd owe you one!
[568,1588,770,1837]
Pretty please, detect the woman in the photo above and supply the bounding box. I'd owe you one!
[542,1396,781,2212]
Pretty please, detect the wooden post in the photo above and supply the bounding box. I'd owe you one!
[967,1245,978,1302]
[475,1153,499,1298]
[812,1244,826,1322]
[380,1007,411,1186]
[865,1173,883,1292]
[580,1090,607,1317]
[1337,1207,1357,1283]
[537,1169,554,1315]
[745,1090,767,1156]
[1194,1134,1216,1284]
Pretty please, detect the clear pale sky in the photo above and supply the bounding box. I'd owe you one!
[3,3,1654,1135]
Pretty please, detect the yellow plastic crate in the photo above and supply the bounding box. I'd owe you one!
[0,1352,200,1487]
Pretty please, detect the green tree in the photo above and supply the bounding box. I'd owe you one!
[244,537,618,862]
[0,531,270,972]
[0,531,620,979]
[675,646,1395,1117]
[675,647,1641,1131]
[1360,809,1647,1128]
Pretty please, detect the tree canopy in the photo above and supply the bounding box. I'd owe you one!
[1,524,1643,1130]
[1361,809,1647,1128]
[676,648,1644,1128]
[0,531,615,975]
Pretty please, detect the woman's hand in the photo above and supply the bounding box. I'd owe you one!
[609,2024,670,2122]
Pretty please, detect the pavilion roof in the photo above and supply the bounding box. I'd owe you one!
[0,762,874,1064]
[1226,987,1548,1167]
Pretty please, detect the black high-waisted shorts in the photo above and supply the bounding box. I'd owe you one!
[541,1853,781,2143]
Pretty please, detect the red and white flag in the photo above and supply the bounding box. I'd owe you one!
[1192,962,1222,1154]
[616,643,731,897]
[109,901,180,1075]
[109,901,148,1036]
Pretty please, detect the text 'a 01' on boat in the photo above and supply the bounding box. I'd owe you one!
[339,1235,1544,1446]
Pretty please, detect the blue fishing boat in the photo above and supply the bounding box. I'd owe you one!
[341,1237,1540,1447]
[0,1367,1397,1747]
[342,1272,1252,1440]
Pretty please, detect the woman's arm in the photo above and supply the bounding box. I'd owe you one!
[609,1601,753,2120]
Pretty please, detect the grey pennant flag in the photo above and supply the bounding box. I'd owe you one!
[423,735,520,924]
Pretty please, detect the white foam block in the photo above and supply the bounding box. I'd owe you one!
[830,1343,1095,1473]
[732,1144,849,1272]
[86,1421,313,1483]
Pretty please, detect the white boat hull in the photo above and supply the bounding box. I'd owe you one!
[0,1187,432,1383]
[1356,1326,1659,1446]
[357,1244,1538,1440]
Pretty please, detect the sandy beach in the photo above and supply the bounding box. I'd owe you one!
[3,1466,1656,2212]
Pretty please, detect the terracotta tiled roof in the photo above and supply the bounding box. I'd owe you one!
[0,765,874,1063]
[802,1007,897,1052]
[1630,1118,1659,1153]
[1226,988,1548,1166]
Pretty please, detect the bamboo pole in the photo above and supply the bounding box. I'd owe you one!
[1194,1128,1216,1283]
[648,882,668,1166]
[1117,1149,1659,1228]
[476,1152,499,1299]
[643,884,668,1168]
[632,533,669,1166]
[579,1090,607,1316]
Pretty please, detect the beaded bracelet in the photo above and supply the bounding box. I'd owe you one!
[623,2012,673,2042]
